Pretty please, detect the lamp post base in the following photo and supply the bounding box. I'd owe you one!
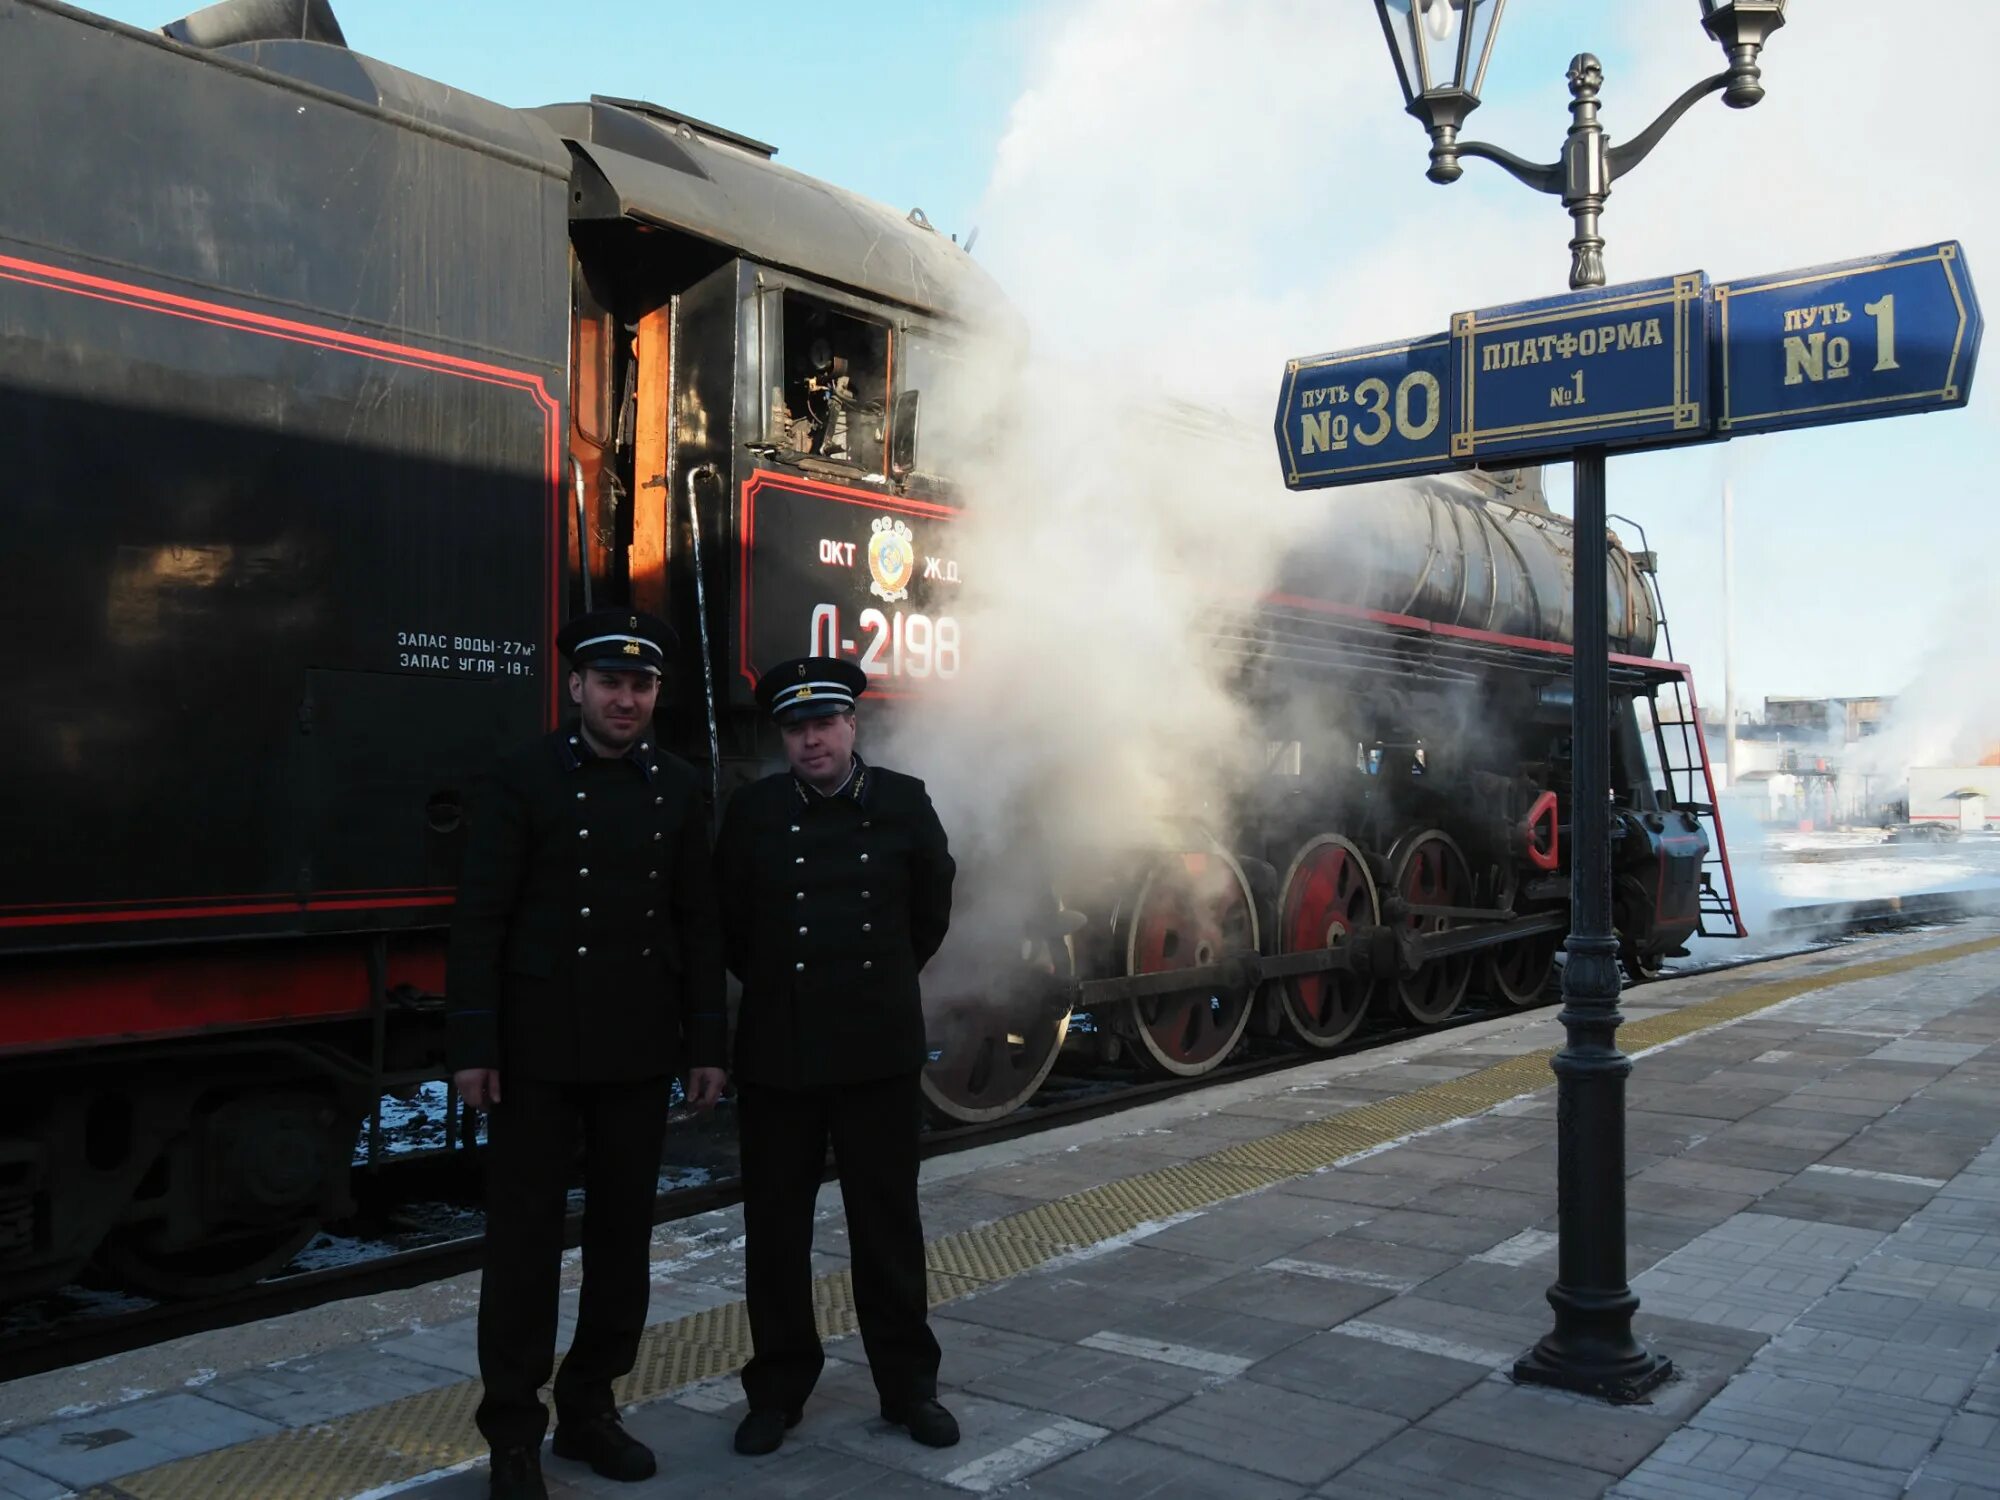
[1515,1327,1672,1404]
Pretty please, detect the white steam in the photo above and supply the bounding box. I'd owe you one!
[1848,583,2000,787]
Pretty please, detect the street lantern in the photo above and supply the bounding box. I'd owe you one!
[1374,0,1505,182]
[1366,2,1788,1405]
[1699,1,1790,107]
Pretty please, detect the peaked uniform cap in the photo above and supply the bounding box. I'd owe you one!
[558,608,676,676]
[757,655,868,723]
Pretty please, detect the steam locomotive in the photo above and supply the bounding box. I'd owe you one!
[0,0,1740,1302]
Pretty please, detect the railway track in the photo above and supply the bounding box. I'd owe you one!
[2,891,1984,1385]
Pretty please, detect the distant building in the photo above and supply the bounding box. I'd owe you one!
[1760,695,1894,742]
[1909,766,1997,832]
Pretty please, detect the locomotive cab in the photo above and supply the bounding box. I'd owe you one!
[541,93,996,797]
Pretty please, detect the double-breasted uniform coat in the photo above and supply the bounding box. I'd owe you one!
[716,756,955,1415]
[447,722,725,1452]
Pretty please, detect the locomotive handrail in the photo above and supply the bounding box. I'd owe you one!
[570,458,593,614]
[686,464,724,829]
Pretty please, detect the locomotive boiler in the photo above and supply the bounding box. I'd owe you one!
[0,0,1740,1301]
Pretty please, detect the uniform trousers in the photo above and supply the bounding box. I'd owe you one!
[475,1074,673,1450]
[737,1070,940,1414]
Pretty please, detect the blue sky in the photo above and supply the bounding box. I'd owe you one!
[90,1,1997,725]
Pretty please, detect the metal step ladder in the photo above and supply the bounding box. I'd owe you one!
[1613,511,1745,940]
[1648,672,1746,938]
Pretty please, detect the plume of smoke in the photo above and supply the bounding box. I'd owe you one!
[874,0,1586,996]
[1847,583,2000,789]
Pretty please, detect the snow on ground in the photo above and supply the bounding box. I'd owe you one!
[1742,828,2000,906]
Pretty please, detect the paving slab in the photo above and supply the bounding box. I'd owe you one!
[1052,1242,1241,1300]
[1024,1433,1306,1499]
[0,1456,66,1500]
[963,1340,1209,1430]
[1272,1166,1435,1208]
[817,1392,1106,1489]
[1326,1425,1616,1499]
[938,1276,1162,1344]
[1342,1208,1519,1256]
[1246,1325,1489,1420]
[1177,1262,1396,1328]
[1612,1428,1908,1499]
[1410,1180,1555,1225]
[198,1341,460,1426]
[1129,1377,1405,1485]
[0,1391,283,1489]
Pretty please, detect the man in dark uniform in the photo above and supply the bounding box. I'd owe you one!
[447,609,727,1500]
[717,656,960,1456]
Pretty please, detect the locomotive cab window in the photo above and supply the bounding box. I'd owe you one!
[771,292,888,471]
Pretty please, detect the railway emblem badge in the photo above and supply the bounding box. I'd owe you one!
[868,517,915,603]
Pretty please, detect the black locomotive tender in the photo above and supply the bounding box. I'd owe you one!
[0,0,1742,1303]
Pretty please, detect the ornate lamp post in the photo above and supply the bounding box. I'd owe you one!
[1370,0,1787,1402]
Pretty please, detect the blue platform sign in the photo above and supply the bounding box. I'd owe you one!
[1713,241,1983,437]
[1450,272,1711,463]
[1275,332,1455,490]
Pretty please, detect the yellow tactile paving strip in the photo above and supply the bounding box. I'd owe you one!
[82,932,2000,1500]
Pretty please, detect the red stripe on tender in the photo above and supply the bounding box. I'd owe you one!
[0,941,447,1056]
[0,254,554,384]
[0,896,453,930]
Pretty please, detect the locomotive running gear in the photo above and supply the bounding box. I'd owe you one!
[756,654,869,723]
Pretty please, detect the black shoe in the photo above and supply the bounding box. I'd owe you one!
[551,1412,656,1482]
[882,1397,960,1448]
[489,1445,549,1500]
[733,1406,802,1456]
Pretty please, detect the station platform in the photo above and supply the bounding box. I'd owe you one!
[4,919,2000,1500]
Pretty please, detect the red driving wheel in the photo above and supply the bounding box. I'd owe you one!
[1274,834,1378,1048]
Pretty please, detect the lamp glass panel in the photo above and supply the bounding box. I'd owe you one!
[1382,0,1469,92]
[1376,0,1425,100]
[1459,0,1503,99]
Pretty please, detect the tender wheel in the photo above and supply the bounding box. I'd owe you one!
[1274,835,1378,1049]
[1119,849,1260,1076]
[1387,829,1475,1024]
[97,1221,320,1300]
[921,930,1074,1124]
